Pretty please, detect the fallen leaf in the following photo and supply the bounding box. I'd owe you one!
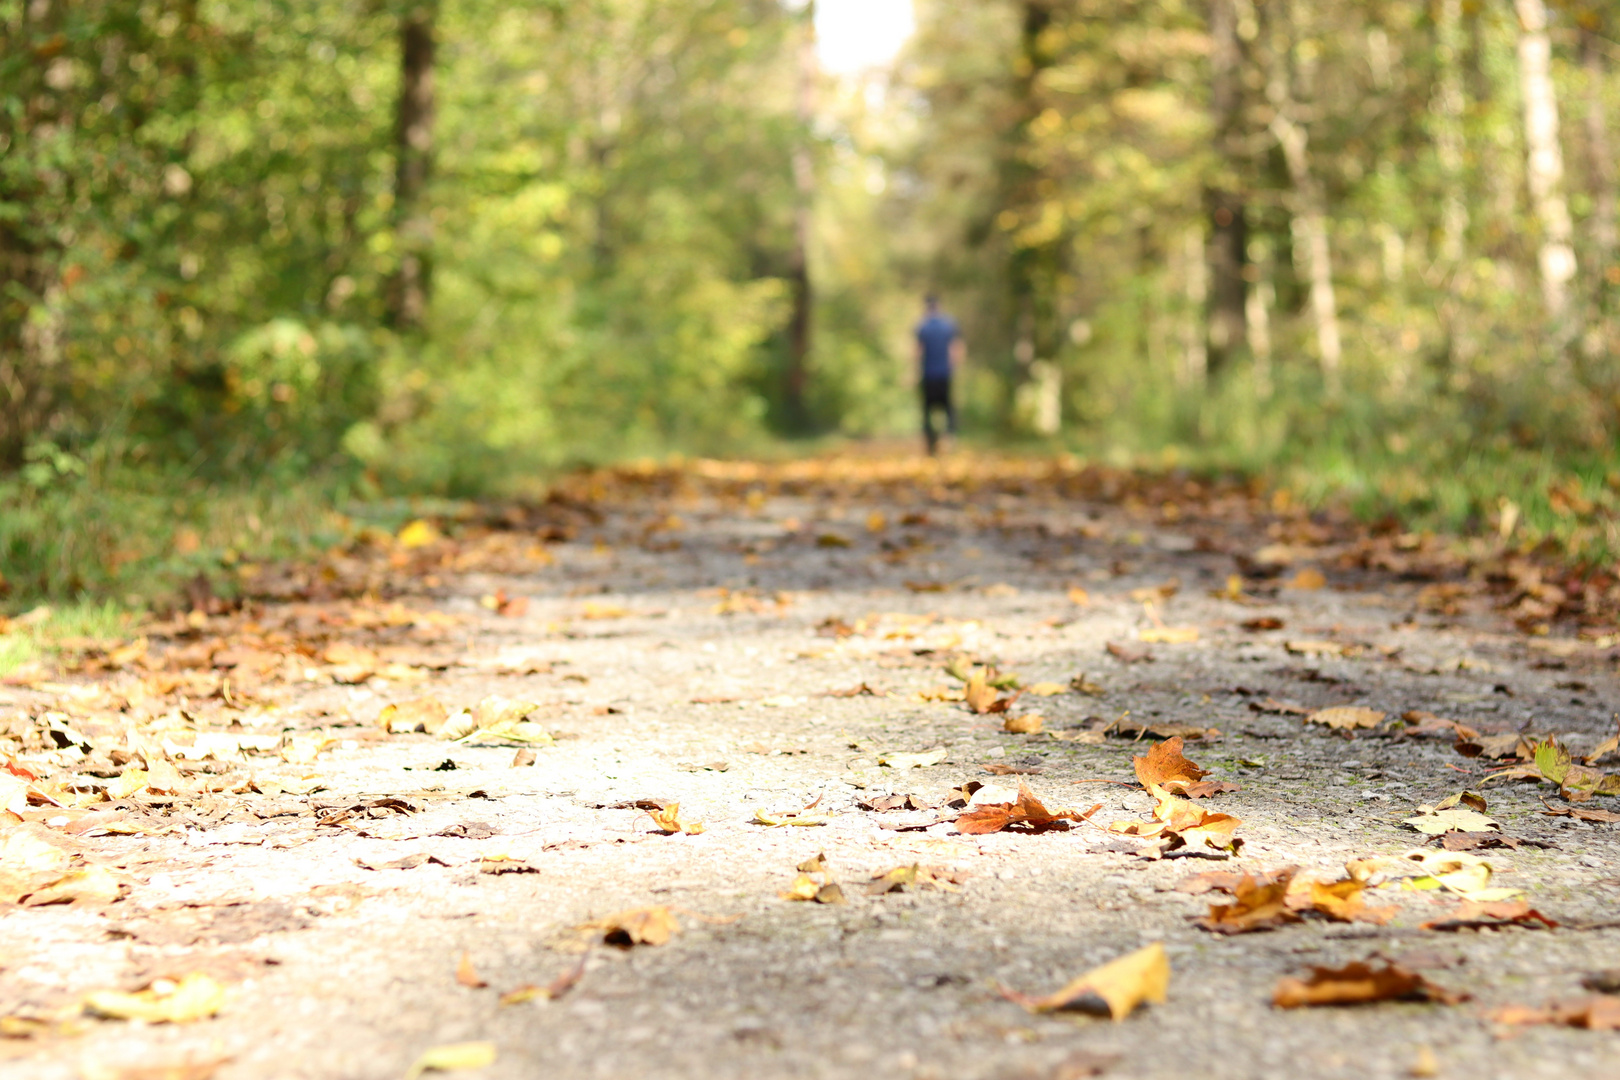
[1131,737,1208,793]
[581,601,629,620]
[1272,961,1466,1008]
[1241,617,1284,631]
[1025,682,1068,697]
[1284,568,1327,590]
[1106,641,1152,663]
[827,682,886,697]
[0,824,72,903]
[1409,808,1499,838]
[1197,870,1301,934]
[456,952,488,989]
[1067,587,1090,605]
[955,783,1098,835]
[1539,801,1620,823]
[479,855,539,874]
[1455,732,1531,760]
[1139,626,1199,645]
[583,906,680,947]
[1001,942,1170,1020]
[21,864,124,907]
[878,748,947,769]
[865,864,963,895]
[405,1041,497,1079]
[379,698,450,735]
[1296,877,1397,925]
[752,808,830,827]
[1286,640,1347,657]
[1486,996,1620,1031]
[964,670,1013,713]
[396,519,443,549]
[1306,706,1385,732]
[1420,901,1559,931]
[646,803,704,835]
[1003,713,1043,735]
[79,1057,229,1080]
[1069,673,1105,695]
[498,955,587,1006]
[83,973,226,1024]
[440,696,552,746]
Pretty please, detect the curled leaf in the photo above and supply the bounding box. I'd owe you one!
[1001,942,1170,1020]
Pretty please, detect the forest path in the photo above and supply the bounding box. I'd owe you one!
[4,453,1620,1080]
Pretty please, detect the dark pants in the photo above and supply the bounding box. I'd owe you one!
[921,376,955,453]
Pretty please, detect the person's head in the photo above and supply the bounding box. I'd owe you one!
[924,293,940,313]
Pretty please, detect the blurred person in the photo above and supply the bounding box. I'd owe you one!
[915,293,963,455]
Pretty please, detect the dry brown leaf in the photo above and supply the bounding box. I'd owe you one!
[1284,568,1327,590]
[498,955,587,1006]
[1132,737,1208,793]
[1307,706,1386,732]
[1003,713,1043,735]
[455,952,488,989]
[1419,901,1559,931]
[1241,617,1285,631]
[1273,961,1467,1008]
[1197,870,1302,934]
[1540,801,1620,823]
[1025,682,1069,697]
[21,864,124,907]
[583,906,680,947]
[1000,942,1170,1020]
[964,671,1015,714]
[955,784,1099,835]
[1294,877,1397,925]
[1106,641,1152,663]
[1487,996,1620,1030]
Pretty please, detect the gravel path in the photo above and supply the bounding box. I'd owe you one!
[3,454,1618,1080]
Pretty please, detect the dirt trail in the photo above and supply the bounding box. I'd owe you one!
[4,454,1619,1080]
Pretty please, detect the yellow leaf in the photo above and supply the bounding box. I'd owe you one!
[397,519,442,549]
[1025,682,1068,697]
[22,864,123,907]
[1003,713,1043,735]
[1139,626,1198,644]
[83,974,225,1024]
[1306,706,1385,731]
[1003,943,1170,1019]
[405,1042,497,1078]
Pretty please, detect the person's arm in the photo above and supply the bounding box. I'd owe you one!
[950,336,965,371]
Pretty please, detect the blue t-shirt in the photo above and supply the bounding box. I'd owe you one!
[916,313,958,379]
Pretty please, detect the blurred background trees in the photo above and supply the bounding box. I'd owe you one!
[2,0,1619,600]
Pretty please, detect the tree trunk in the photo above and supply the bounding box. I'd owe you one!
[1513,0,1577,324]
[0,0,62,465]
[1433,0,1468,269]
[1003,0,1057,422]
[1581,25,1616,316]
[784,0,816,428]
[389,3,436,332]
[1180,224,1208,390]
[1265,11,1341,395]
[1204,0,1246,375]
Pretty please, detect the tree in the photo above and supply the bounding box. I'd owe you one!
[389,1,438,332]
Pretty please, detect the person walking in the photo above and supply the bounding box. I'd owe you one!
[915,294,962,455]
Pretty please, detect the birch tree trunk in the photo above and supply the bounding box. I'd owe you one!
[1581,25,1617,315]
[1513,0,1577,323]
[1433,0,1468,269]
[1265,10,1341,395]
[784,1,816,427]
[389,2,437,332]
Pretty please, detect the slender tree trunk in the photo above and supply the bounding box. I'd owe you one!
[1266,11,1341,395]
[1246,241,1274,399]
[1180,224,1208,390]
[389,2,436,332]
[1581,25,1617,316]
[1513,0,1577,324]
[784,1,816,428]
[1434,0,1468,268]
[0,0,62,465]
[1003,0,1057,423]
[1204,0,1246,375]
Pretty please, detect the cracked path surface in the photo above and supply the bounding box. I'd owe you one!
[3,455,1619,1080]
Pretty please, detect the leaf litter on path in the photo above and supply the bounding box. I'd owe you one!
[1273,961,1468,1009]
[953,783,1099,835]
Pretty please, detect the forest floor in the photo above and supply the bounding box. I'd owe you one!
[4,451,1620,1080]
